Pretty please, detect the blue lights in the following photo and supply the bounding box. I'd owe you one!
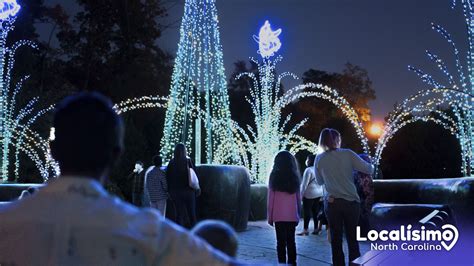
[253,20,282,58]
[0,0,20,21]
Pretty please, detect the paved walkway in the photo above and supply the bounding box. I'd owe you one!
[236,221,370,265]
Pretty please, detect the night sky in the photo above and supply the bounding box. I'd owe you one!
[43,0,468,121]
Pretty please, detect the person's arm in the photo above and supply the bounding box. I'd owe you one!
[314,157,325,185]
[349,150,374,175]
[140,171,147,192]
[296,191,302,216]
[165,161,174,188]
[267,189,274,226]
[160,170,168,192]
[145,171,151,196]
[300,168,311,194]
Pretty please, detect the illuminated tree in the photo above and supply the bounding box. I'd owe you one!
[233,21,369,183]
[160,0,234,164]
[374,88,471,176]
[406,0,473,175]
[0,0,58,181]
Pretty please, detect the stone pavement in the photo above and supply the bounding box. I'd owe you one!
[236,221,370,265]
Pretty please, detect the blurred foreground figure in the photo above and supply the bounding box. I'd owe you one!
[0,93,232,265]
[192,220,239,257]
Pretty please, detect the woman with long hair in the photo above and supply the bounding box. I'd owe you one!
[314,128,374,266]
[267,151,301,265]
[166,143,197,228]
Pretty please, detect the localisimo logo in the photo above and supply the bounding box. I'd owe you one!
[356,224,459,251]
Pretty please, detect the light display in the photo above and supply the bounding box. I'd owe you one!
[385,0,474,176]
[0,1,56,181]
[113,95,168,114]
[253,20,282,58]
[160,0,235,164]
[232,21,369,183]
[0,0,20,21]
[374,88,472,176]
[11,96,170,181]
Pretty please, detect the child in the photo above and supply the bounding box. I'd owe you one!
[145,155,168,215]
[191,220,238,257]
[267,151,301,265]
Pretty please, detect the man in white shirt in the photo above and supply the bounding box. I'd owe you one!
[0,93,233,265]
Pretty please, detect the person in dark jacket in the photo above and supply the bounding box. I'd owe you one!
[131,161,147,207]
[146,155,168,215]
[166,144,196,228]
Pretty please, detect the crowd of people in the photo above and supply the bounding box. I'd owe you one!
[121,144,200,229]
[0,92,374,265]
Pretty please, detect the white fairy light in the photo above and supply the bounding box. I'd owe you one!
[232,21,369,183]
[403,0,474,176]
[0,1,57,181]
[374,88,472,176]
[160,0,236,164]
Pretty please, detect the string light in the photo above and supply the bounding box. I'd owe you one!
[231,21,369,183]
[113,95,168,114]
[0,1,57,181]
[160,0,236,164]
[374,88,472,176]
[402,0,474,176]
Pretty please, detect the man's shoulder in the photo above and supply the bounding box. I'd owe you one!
[102,195,162,222]
[337,148,354,154]
[315,152,327,162]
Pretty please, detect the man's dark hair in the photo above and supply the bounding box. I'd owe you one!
[51,92,123,176]
[152,155,162,167]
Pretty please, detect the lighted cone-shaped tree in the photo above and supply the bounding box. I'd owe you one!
[160,0,235,164]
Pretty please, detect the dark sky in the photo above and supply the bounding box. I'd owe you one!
[44,0,468,121]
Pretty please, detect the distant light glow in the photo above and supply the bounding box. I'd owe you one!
[253,20,282,58]
[369,123,384,137]
[0,0,20,21]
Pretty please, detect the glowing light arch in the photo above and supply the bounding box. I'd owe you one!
[113,95,168,115]
[408,0,474,175]
[374,88,472,176]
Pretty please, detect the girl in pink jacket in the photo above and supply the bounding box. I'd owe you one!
[267,151,302,265]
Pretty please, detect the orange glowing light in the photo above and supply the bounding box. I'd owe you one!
[369,123,383,137]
